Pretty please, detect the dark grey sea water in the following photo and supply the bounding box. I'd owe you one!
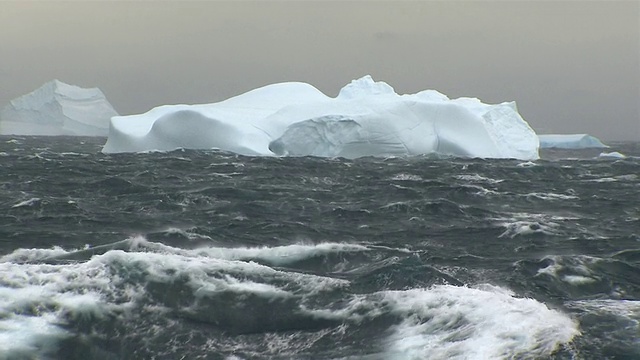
[0,136,639,360]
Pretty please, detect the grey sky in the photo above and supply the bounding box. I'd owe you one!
[1,1,638,141]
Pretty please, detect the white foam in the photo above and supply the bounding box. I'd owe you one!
[195,242,370,266]
[567,299,640,320]
[516,161,538,167]
[385,285,578,359]
[60,152,89,157]
[492,212,582,238]
[616,174,638,181]
[391,173,423,181]
[0,314,68,359]
[309,284,579,359]
[0,238,359,357]
[97,246,350,295]
[0,246,69,263]
[585,177,618,183]
[0,258,119,357]
[454,174,503,184]
[126,237,370,266]
[192,275,293,299]
[158,226,214,242]
[523,192,579,201]
[535,255,601,287]
[499,220,559,238]
[584,174,637,183]
[498,212,581,223]
[460,184,501,196]
[0,239,582,358]
[562,275,596,285]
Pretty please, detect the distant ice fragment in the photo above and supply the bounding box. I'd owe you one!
[0,80,118,136]
[538,134,608,149]
[102,76,539,160]
[599,151,626,159]
[11,198,41,208]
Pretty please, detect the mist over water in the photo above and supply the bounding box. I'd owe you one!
[1,136,639,359]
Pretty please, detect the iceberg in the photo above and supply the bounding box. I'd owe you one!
[102,76,539,160]
[0,80,118,136]
[538,134,608,149]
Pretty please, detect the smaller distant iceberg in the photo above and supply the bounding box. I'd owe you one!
[598,151,626,159]
[0,80,118,136]
[538,134,608,149]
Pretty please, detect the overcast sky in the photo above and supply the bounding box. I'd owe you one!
[1,1,638,141]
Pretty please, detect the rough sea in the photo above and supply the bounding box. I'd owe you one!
[1,136,639,360]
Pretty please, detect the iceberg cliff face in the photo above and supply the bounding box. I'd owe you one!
[538,134,608,149]
[102,76,540,160]
[0,80,118,136]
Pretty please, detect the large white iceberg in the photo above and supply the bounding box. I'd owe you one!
[0,80,118,136]
[538,134,608,149]
[102,76,539,160]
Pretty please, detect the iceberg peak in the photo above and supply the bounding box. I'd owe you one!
[337,75,397,99]
[41,79,106,100]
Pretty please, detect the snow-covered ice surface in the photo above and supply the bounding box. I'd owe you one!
[538,134,608,149]
[102,76,539,160]
[0,80,118,136]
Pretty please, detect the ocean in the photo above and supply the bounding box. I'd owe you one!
[0,136,638,360]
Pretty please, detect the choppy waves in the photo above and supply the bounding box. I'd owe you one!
[0,137,639,359]
[0,237,579,359]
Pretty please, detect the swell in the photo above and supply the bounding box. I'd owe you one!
[0,237,579,359]
[0,137,639,359]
